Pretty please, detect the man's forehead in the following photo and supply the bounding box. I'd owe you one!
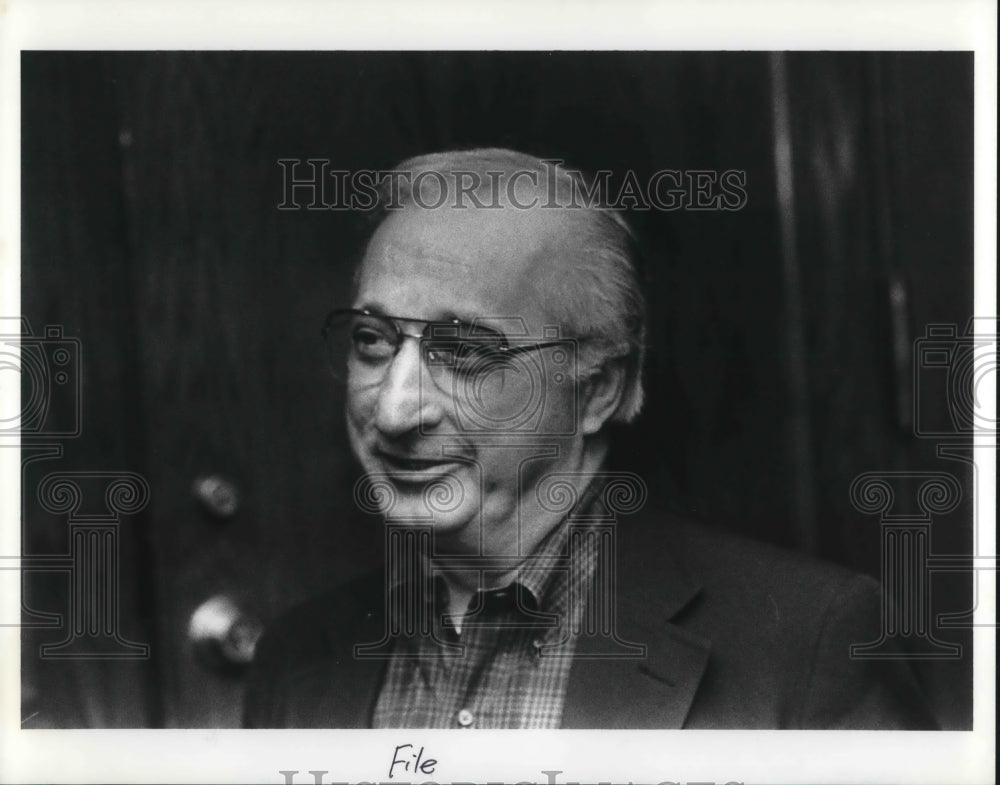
[359,204,576,287]
[357,238,537,327]
[369,239,475,281]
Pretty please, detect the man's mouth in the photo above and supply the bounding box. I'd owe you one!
[375,449,465,479]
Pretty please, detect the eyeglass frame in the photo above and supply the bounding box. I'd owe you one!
[321,307,571,385]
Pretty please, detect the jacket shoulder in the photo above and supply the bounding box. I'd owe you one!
[622,512,865,615]
[620,513,937,728]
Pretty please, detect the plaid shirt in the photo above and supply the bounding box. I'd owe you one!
[372,492,602,729]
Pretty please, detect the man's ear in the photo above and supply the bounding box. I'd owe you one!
[579,356,627,436]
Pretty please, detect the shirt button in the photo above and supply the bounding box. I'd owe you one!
[457,708,474,727]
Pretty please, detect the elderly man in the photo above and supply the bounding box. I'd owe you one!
[243,149,936,729]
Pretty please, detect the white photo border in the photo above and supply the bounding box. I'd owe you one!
[0,1,995,784]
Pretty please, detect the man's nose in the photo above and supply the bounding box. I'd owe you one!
[373,339,445,437]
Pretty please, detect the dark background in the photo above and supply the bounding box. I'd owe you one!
[19,51,974,728]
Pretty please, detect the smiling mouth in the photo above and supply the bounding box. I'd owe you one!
[376,451,465,478]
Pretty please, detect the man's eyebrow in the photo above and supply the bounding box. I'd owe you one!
[353,303,482,329]
[353,302,388,316]
[439,311,479,326]
[452,316,511,339]
[424,314,508,338]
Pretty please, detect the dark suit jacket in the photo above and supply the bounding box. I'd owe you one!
[243,513,938,729]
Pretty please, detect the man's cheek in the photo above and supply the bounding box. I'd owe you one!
[345,388,375,429]
[345,393,376,457]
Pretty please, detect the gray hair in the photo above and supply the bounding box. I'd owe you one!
[368,148,647,425]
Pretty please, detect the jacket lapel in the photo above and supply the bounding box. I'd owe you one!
[282,587,390,728]
[561,537,710,729]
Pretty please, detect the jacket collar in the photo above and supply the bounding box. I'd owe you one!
[560,524,710,729]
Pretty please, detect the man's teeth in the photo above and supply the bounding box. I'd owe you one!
[392,457,445,470]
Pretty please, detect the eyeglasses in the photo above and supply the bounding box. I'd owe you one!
[321,308,568,391]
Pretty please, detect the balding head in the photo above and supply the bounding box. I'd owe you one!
[364,148,647,424]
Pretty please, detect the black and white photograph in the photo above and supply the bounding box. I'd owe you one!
[0,2,995,783]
